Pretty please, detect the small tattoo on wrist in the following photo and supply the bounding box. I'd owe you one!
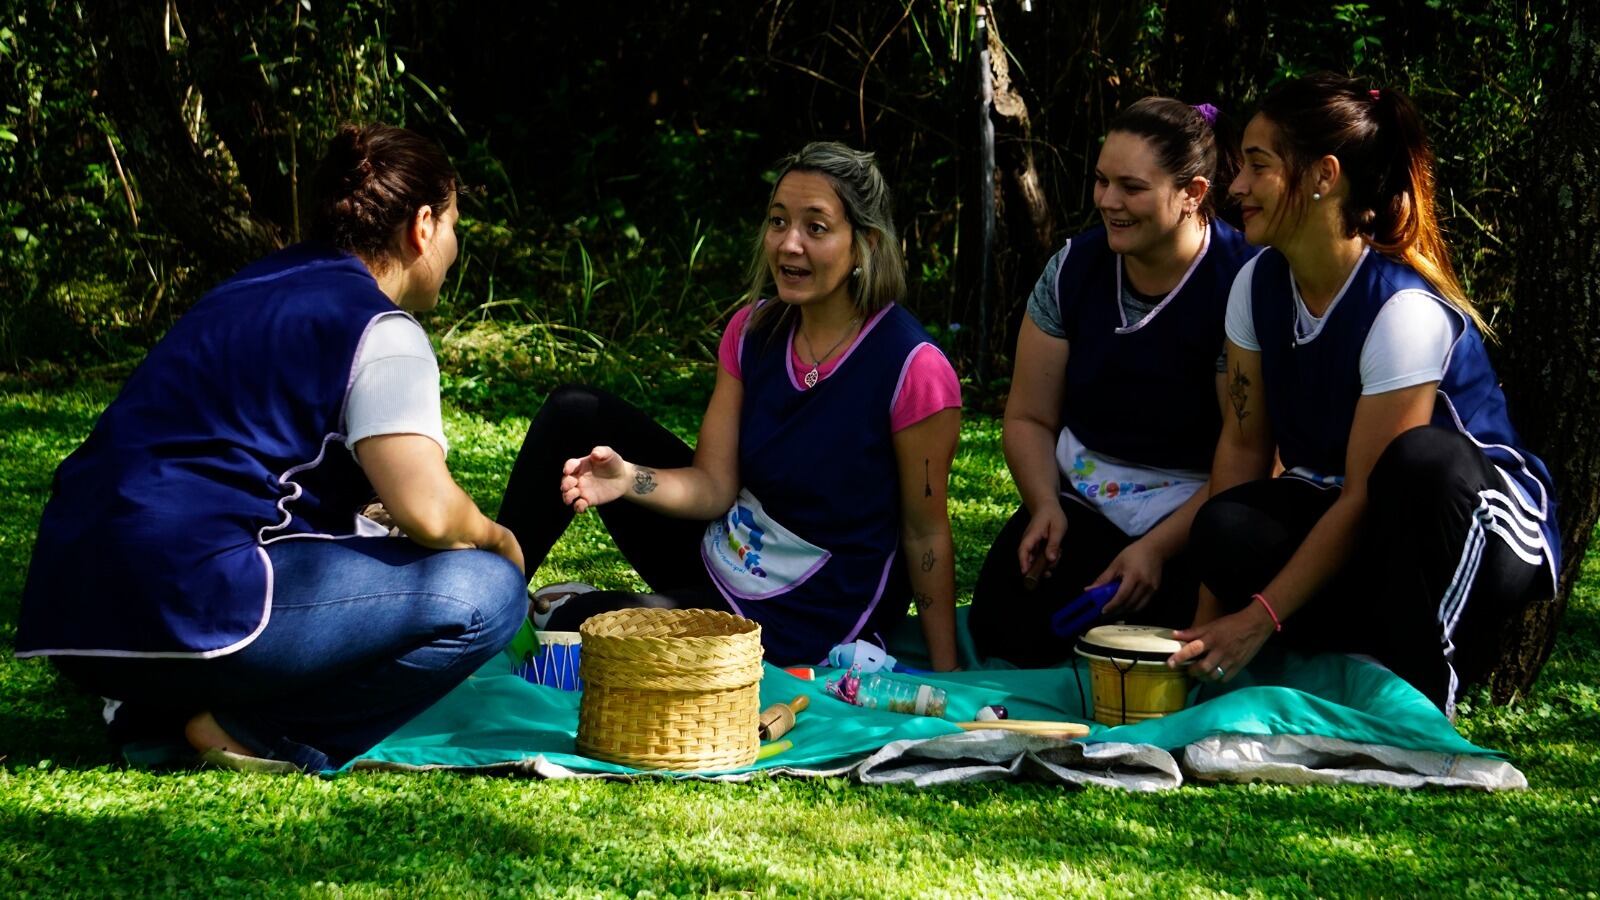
[913,591,934,611]
[632,466,658,495]
[921,549,935,572]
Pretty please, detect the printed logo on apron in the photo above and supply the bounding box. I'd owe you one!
[702,488,831,600]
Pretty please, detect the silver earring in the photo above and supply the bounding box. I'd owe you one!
[852,266,862,277]
[1313,192,1323,201]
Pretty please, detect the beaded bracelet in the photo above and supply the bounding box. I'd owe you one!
[1252,592,1284,632]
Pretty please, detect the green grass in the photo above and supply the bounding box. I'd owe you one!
[2,379,1598,896]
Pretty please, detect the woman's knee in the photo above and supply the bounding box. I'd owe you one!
[541,383,615,425]
[1369,426,1480,509]
[419,550,527,649]
[1190,488,1299,603]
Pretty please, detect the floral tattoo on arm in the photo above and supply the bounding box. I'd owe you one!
[1228,362,1252,432]
[632,466,658,495]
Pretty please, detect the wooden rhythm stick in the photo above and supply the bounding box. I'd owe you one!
[956,719,1090,739]
[1021,551,1050,592]
[758,695,810,741]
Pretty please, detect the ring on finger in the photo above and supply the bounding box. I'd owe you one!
[1212,664,1225,680]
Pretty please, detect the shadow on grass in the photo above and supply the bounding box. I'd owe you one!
[0,656,111,769]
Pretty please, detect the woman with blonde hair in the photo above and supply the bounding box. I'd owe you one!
[502,142,962,670]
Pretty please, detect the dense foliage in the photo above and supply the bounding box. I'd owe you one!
[0,0,1561,403]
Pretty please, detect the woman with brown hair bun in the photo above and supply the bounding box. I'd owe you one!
[1171,74,1558,715]
[16,125,527,772]
[968,97,1254,667]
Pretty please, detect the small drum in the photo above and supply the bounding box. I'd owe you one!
[514,631,584,691]
[1073,624,1191,726]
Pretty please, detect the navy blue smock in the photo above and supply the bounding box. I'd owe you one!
[1249,247,1560,587]
[18,244,405,658]
[699,303,945,664]
[1054,220,1256,471]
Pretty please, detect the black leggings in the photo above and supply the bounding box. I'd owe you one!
[1190,425,1546,713]
[497,384,729,630]
[968,500,1198,668]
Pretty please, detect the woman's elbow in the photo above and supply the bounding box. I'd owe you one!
[389,502,462,548]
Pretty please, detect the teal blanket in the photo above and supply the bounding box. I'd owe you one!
[353,637,1524,790]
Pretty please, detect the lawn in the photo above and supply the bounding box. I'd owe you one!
[2,380,1597,897]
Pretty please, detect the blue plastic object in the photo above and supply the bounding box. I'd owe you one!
[827,639,927,675]
[1050,579,1121,637]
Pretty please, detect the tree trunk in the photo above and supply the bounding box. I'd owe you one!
[180,0,297,238]
[89,0,280,280]
[1490,2,1600,703]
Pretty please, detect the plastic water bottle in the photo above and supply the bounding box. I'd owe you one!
[854,673,948,718]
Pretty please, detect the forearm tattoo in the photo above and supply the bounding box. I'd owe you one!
[1227,362,1252,432]
[913,591,935,612]
[921,549,936,572]
[632,466,658,495]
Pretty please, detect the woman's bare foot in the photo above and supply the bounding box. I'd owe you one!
[184,711,258,757]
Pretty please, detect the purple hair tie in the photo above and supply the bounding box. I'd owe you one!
[1191,103,1219,126]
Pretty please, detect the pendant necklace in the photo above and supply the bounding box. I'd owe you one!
[799,316,861,388]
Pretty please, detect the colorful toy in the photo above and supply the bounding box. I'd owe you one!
[824,665,862,705]
[755,739,793,761]
[976,704,1009,721]
[826,639,926,674]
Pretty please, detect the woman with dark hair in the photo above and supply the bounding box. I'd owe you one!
[968,98,1255,667]
[499,142,962,671]
[1170,74,1557,714]
[16,124,527,772]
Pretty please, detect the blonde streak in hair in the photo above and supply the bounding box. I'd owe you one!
[1402,150,1491,337]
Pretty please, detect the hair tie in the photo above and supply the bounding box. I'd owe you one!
[1369,89,1381,100]
[1191,102,1219,126]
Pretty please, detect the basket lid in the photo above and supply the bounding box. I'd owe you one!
[1075,624,1185,664]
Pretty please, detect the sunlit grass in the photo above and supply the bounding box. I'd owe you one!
[2,378,1597,895]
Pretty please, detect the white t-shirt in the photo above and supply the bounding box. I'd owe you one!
[342,313,448,456]
[1224,249,1461,395]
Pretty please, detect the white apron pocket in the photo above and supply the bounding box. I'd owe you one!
[701,488,831,600]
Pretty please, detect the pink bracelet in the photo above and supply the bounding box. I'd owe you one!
[1252,592,1284,632]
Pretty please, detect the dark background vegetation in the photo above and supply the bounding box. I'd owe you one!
[0,0,1554,387]
[1,0,1595,694]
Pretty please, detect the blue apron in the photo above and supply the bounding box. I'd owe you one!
[701,303,944,664]
[18,244,404,657]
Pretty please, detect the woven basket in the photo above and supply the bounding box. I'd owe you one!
[576,608,763,771]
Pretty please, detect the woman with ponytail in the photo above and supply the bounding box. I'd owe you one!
[17,125,528,771]
[1170,74,1557,714]
[968,98,1256,666]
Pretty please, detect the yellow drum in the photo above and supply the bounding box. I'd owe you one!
[1074,624,1192,726]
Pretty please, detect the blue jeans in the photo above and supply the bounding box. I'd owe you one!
[56,538,526,771]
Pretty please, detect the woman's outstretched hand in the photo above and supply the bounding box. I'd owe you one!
[560,446,634,513]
